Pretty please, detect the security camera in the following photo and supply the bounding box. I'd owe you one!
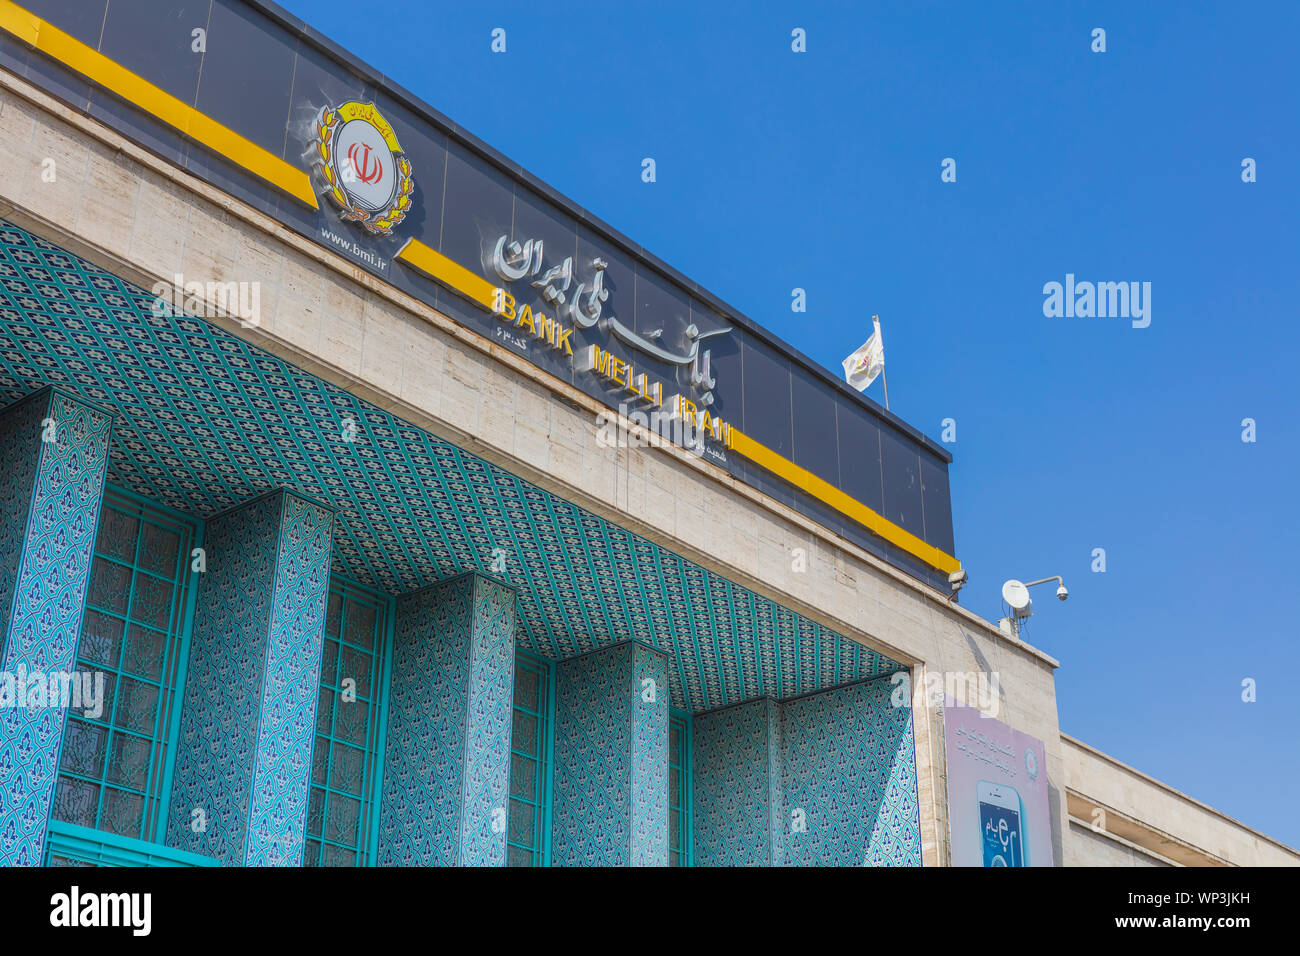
[948,568,968,592]
[1003,574,1067,635]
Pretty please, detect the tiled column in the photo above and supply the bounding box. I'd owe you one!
[165,489,334,866]
[692,697,784,866]
[377,573,516,866]
[0,388,111,866]
[551,641,670,867]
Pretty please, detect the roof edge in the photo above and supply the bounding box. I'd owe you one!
[243,0,953,464]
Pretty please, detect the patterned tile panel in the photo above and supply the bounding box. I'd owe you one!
[0,219,907,712]
[378,578,470,866]
[630,643,668,867]
[691,697,781,867]
[765,697,786,864]
[863,725,925,867]
[692,678,921,867]
[164,489,333,865]
[0,393,43,645]
[165,493,280,864]
[552,645,633,865]
[378,573,515,866]
[552,642,669,866]
[779,676,922,867]
[459,576,516,867]
[0,389,111,866]
[245,492,334,866]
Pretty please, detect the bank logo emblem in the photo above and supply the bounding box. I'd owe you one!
[347,142,383,185]
[313,101,413,236]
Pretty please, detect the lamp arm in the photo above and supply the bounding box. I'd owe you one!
[1024,576,1063,590]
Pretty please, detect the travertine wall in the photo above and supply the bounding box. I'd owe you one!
[0,68,1068,867]
[1066,822,1171,867]
[1064,735,1298,867]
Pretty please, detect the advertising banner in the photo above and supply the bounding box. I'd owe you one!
[944,702,1053,867]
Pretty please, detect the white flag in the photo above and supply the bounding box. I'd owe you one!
[842,316,884,392]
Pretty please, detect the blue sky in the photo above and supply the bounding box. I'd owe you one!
[280,0,1299,847]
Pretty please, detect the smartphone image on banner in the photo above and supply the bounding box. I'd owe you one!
[977,781,1025,867]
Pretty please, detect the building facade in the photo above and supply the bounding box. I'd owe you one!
[0,0,1290,868]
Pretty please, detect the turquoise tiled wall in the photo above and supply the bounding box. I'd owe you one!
[551,641,669,866]
[377,573,516,866]
[165,489,334,865]
[692,674,922,867]
[0,388,111,867]
[781,677,922,866]
[692,697,783,866]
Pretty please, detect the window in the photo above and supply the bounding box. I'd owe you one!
[507,652,550,866]
[305,578,390,866]
[669,711,691,866]
[51,490,197,842]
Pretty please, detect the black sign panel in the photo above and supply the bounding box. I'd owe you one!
[0,0,957,589]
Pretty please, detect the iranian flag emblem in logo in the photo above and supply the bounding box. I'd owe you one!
[313,100,414,236]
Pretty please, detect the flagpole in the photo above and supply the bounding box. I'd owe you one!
[872,314,890,411]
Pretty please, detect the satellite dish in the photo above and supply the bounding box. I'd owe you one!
[1002,579,1031,611]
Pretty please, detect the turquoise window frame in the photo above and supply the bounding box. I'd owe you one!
[507,649,554,866]
[305,573,394,867]
[49,484,202,848]
[669,708,693,867]
[45,819,218,867]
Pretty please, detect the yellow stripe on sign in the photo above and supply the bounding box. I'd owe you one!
[395,238,499,311]
[0,1,318,208]
[729,427,961,575]
[392,235,960,574]
[0,6,957,577]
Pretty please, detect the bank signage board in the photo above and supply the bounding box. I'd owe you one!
[310,100,738,456]
[0,0,959,587]
[486,236,737,453]
[300,95,956,579]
